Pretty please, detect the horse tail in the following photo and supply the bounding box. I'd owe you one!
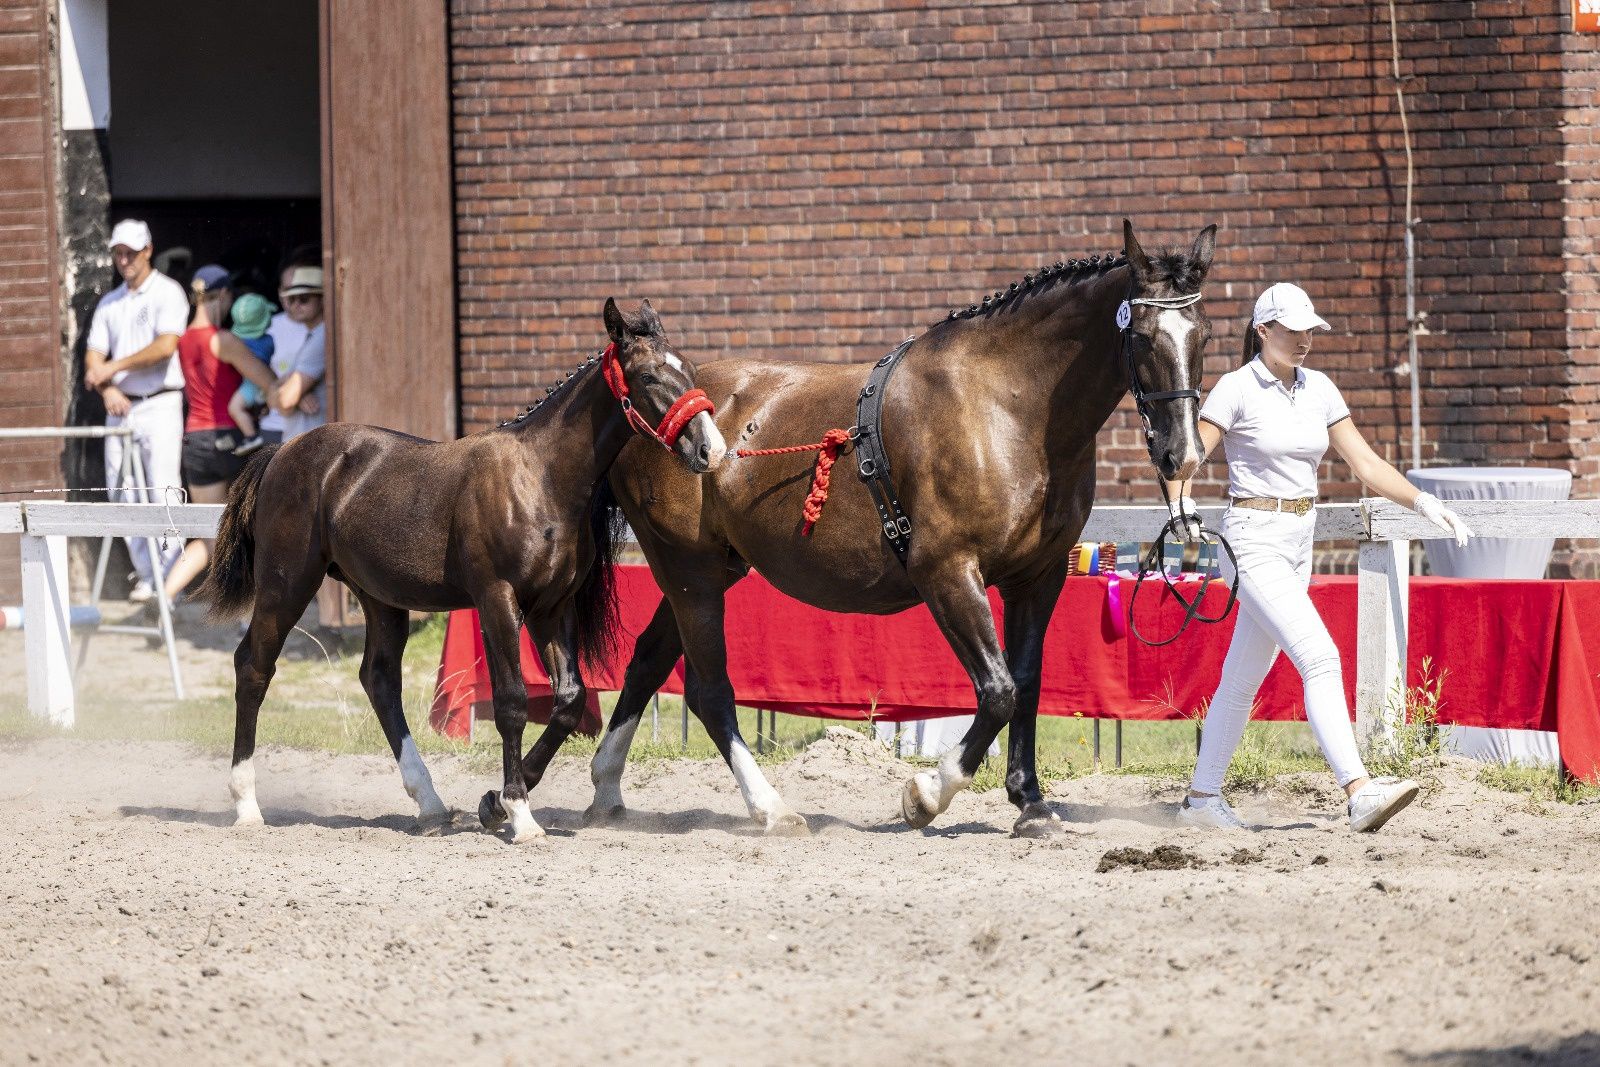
[198,444,281,620]
[574,477,625,670]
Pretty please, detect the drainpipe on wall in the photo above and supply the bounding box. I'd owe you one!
[1387,0,1423,475]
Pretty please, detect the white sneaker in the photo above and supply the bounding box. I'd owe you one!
[1178,794,1249,830]
[1348,776,1419,833]
[127,580,155,604]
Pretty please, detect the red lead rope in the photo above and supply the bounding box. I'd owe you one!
[736,428,855,535]
[600,342,716,450]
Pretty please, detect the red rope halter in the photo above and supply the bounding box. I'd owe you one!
[736,428,855,535]
[600,342,716,450]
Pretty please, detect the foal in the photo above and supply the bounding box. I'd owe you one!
[200,299,724,842]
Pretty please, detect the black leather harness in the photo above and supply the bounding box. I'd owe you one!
[853,338,916,565]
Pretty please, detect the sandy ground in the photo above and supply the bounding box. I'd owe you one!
[1,725,1598,1066]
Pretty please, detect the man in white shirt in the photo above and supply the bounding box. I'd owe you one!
[83,219,190,601]
[268,265,327,441]
[262,263,313,444]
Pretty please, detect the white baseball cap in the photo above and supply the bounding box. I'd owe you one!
[1252,282,1330,332]
[107,218,152,252]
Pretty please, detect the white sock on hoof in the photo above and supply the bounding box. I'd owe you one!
[505,797,543,843]
[231,759,264,825]
[398,737,447,818]
[926,746,974,814]
[729,736,795,826]
[590,713,642,814]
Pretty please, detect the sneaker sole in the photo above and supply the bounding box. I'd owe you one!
[1351,782,1419,833]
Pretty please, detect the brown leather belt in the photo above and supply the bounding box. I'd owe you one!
[1232,496,1315,516]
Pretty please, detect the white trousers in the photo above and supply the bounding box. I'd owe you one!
[104,390,184,584]
[1191,505,1369,794]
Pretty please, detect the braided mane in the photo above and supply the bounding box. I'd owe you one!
[498,351,605,428]
[937,247,1203,326]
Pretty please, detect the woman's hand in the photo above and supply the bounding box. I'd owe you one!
[1414,492,1473,547]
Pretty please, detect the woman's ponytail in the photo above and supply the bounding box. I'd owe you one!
[1241,315,1262,366]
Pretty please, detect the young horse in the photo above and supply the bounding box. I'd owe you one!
[587,222,1214,837]
[199,299,725,843]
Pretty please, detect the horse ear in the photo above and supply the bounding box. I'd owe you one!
[637,298,663,336]
[603,297,629,346]
[1122,219,1153,279]
[1189,225,1217,278]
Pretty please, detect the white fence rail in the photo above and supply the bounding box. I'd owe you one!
[5,498,1594,738]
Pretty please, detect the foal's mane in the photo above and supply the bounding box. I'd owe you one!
[497,350,605,429]
[938,247,1204,325]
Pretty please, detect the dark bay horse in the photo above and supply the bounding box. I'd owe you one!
[588,222,1215,837]
[199,299,725,843]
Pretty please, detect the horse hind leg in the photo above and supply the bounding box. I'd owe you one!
[230,567,323,826]
[355,592,450,831]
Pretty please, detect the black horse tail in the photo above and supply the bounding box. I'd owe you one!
[574,478,626,669]
[198,444,281,620]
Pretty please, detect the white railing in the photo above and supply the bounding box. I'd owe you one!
[5,498,1594,736]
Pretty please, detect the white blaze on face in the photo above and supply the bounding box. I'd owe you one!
[1156,308,1203,476]
[691,411,727,469]
[660,352,685,373]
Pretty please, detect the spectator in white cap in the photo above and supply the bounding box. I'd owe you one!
[266,264,328,441]
[1166,281,1473,834]
[83,219,191,603]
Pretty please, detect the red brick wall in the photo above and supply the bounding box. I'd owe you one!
[1561,14,1600,576]
[450,1,1588,560]
[0,0,62,601]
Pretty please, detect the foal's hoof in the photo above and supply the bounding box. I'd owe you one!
[763,810,811,838]
[478,791,507,830]
[582,803,627,827]
[901,774,940,830]
[1012,802,1082,839]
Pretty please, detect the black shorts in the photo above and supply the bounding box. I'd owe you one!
[182,429,248,487]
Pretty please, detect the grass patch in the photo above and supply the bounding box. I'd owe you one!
[1477,763,1600,808]
[1362,657,1449,781]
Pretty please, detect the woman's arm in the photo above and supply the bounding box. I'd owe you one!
[1327,417,1421,507]
[1329,417,1473,545]
[1161,418,1224,538]
[212,332,277,392]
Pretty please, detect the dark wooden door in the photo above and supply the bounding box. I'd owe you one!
[320,0,455,440]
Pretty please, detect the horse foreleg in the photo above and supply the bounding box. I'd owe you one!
[354,592,449,830]
[902,558,1016,831]
[474,584,543,843]
[673,587,809,837]
[1002,567,1073,838]
[516,615,588,798]
[583,596,684,824]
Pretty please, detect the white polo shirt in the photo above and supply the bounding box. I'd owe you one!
[1198,357,1351,500]
[85,270,189,397]
[261,311,314,434]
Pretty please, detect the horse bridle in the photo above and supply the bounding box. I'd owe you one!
[1117,287,1241,646]
[600,341,716,450]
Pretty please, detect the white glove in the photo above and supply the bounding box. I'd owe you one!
[1171,495,1203,543]
[1414,491,1472,547]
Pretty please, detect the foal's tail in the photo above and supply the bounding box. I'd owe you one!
[198,444,281,620]
[574,478,626,669]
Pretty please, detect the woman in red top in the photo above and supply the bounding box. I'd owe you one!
[166,266,278,602]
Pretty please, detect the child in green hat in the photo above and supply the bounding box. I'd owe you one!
[224,292,277,455]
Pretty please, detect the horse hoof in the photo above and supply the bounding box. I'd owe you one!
[509,822,546,844]
[478,791,507,830]
[416,808,454,837]
[764,811,811,838]
[1012,803,1076,839]
[582,803,626,827]
[901,774,939,830]
[234,810,264,828]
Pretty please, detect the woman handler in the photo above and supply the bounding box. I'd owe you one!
[1170,282,1472,833]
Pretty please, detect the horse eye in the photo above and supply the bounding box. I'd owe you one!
[641,373,660,386]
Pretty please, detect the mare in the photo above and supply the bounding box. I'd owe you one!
[587,222,1215,837]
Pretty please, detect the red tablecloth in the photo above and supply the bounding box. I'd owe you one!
[430,566,1600,783]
